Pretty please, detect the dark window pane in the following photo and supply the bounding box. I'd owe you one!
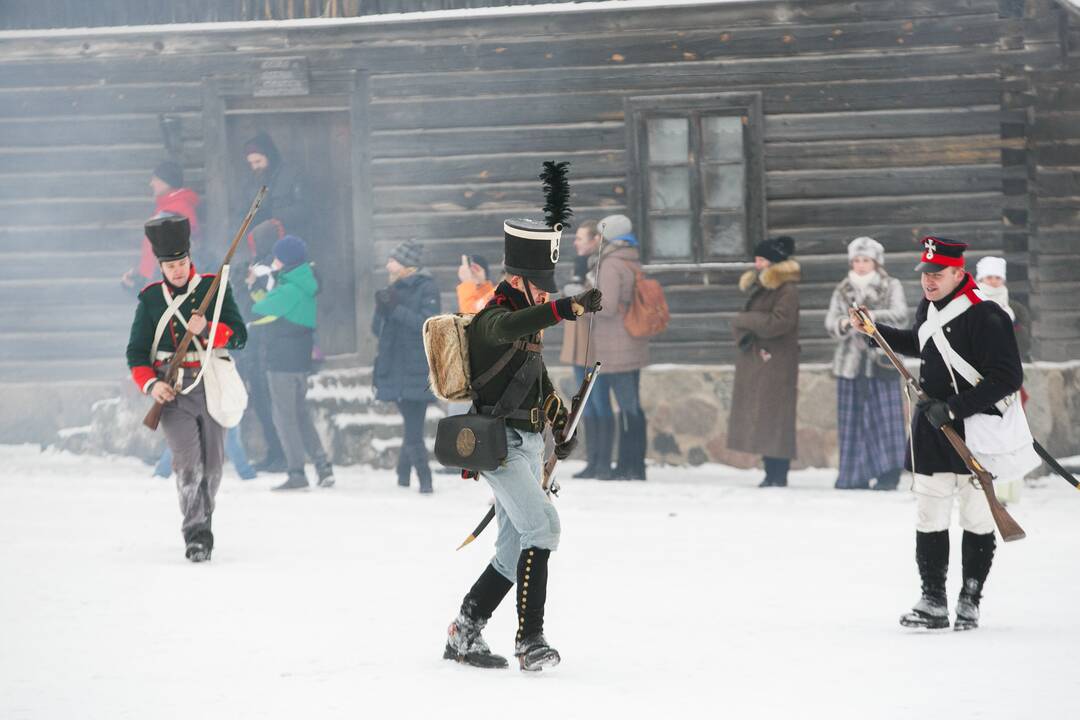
[649,166,691,210]
[702,213,744,257]
[647,118,689,164]
[702,115,743,163]
[649,216,693,261]
[703,163,745,210]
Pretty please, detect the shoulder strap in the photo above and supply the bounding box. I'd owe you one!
[150,276,202,362]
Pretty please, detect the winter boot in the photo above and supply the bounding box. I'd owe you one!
[316,460,336,488]
[444,564,513,669]
[396,444,412,488]
[592,415,616,480]
[955,531,995,631]
[629,413,648,481]
[612,412,634,480]
[515,548,560,672]
[272,470,310,491]
[900,530,950,629]
[184,527,213,563]
[873,468,902,491]
[412,443,434,494]
[759,457,790,487]
[572,416,600,479]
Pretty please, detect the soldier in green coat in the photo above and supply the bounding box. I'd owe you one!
[443,207,603,672]
[126,215,247,562]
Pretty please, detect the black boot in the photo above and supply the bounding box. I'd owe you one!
[759,456,790,487]
[611,412,634,480]
[515,548,560,672]
[593,415,615,480]
[873,468,902,491]
[184,524,213,563]
[316,460,335,488]
[956,531,995,631]
[629,413,648,480]
[572,416,599,479]
[414,443,433,494]
[272,470,310,491]
[900,530,950,629]
[396,444,411,488]
[445,564,513,668]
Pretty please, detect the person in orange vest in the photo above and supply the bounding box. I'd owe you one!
[455,254,495,314]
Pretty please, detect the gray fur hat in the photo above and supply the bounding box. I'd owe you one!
[847,236,885,266]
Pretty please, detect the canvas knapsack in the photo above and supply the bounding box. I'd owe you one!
[623,270,670,338]
[423,313,475,402]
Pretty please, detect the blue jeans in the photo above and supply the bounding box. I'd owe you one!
[155,424,255,479]
[486,426,561,582]
[589,369,642,419]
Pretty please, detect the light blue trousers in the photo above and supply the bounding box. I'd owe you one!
[486,426,561,582]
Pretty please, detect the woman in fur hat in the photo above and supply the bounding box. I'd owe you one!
[824,237,910,490]
[727,236,801,487]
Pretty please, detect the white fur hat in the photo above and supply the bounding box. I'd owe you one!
[847,236,884,265]
[976,256,1007,281]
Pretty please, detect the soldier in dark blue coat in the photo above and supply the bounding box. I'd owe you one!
[850,237,1038,631]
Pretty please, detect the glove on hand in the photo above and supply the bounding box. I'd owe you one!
[554,434,578,461]
[553,288,602,321]
[917,398,954,429]
[375,288,396,309]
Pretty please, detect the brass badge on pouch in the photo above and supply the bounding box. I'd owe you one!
[456,427,477,457]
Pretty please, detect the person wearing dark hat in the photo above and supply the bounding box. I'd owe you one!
[727,235,801,488]
[121,160,202,290]
[442,162,603,673]
[250,235,334,491]
[238,131,309,254]
[125,215,248,562]
[849,236,1037,631]
[372,239,442,493]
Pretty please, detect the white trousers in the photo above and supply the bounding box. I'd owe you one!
[913,472,995,534]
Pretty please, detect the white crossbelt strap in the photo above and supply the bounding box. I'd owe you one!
[149,275,203,367]
[919,291,1014,414]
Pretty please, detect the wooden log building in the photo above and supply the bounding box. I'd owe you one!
[0,0,1077,391]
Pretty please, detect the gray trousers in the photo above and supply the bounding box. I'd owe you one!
[486,426,561,582]
[160,379,225,543]
[267,371,328,474]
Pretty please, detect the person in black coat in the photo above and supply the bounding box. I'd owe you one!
[372,239,441,493]
[850,236,1033,632]
[241,131,310,244]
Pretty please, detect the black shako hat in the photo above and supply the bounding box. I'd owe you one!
[145,215,191,261]
[914,236,968,273]
[502,161,573,295]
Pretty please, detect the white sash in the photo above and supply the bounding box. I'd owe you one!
[919,292,1038,478]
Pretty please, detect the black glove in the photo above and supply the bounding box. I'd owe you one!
[375,288,396,309]
[554,288,603,321]
[554,434,578,461]
[917,398,954,429]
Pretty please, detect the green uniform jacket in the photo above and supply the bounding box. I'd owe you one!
[468,282,565,434]
[126,273,247,393]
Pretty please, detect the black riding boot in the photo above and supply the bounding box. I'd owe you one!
[572,416,600,479]
[956,531,995,631]
[900,530,950,629]
[396,444,412,487]
[413,443,433,494]
[515,548,560,671]
[759,456,790,487]
[445,564,513,668]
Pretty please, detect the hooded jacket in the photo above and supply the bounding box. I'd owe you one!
[250,262,319,373]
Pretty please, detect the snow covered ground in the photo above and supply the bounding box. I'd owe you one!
[1,444,1077,720]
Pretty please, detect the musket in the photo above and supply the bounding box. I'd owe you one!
[456,361,602,550]
[850,303,1026,542]
[142,186,267,431]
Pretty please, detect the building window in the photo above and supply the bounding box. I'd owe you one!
[626,93,765,264]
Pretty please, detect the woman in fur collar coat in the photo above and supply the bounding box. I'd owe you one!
[727,236,800,487]
[824,237,909,490]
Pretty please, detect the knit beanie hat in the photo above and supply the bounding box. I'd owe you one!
[390,239,423,268]
[152,160,183,190]
[273,235,308,269]
[976,256,1007,282]
[754,235,795,263]
[847,236,885,266]
[469,254,490,279]
[598,214,633,241]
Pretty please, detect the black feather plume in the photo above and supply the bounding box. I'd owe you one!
[539,161,573,230]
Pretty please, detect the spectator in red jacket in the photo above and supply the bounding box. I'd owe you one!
[121,161,201,289]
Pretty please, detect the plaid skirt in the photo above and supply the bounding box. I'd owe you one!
[836,377,908,488]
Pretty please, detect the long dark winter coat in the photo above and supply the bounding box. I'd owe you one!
[727,259,801,460]
[372,270,441,403]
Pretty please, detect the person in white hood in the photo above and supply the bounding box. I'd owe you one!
[975,257,1014,320]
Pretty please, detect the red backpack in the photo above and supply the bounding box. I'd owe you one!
[623,270,670,338]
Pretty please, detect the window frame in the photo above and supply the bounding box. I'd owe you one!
[624,92,766,265]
